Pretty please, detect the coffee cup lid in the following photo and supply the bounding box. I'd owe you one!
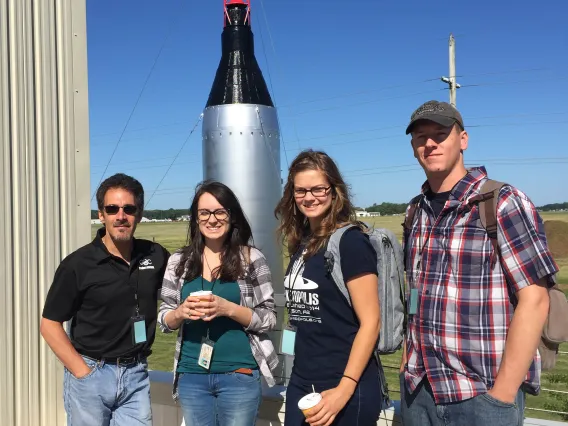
[297,393,322,410]
[190,290,213,296]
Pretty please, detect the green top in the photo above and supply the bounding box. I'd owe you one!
[176,276,258,374]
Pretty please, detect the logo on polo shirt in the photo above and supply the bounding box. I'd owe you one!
[139,258,155,270]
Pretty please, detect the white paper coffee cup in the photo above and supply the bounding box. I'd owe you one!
[298,392,322,417]
[190,290,213,299]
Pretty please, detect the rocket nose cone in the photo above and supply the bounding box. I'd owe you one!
[206,3,273,107]
[224,1,250,28]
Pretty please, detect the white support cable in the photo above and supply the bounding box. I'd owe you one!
[144,113,204,209]
[90,2,183,200]
[256,0,289,168]
[256,107,281,179]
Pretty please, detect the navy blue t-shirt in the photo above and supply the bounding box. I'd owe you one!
[284,227,379,382]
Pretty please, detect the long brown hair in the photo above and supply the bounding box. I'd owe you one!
[274,149,359,258]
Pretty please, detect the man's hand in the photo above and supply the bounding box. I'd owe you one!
[492,279,549,403]
[73,365,93,379]
[487,388,516,404]
[40,318,93,379]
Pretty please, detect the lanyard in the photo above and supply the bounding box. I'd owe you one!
[133,269,141,315]
[200,276,219,293]
[202,253,220,293]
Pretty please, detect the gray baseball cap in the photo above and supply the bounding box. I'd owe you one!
[405,100,464,135]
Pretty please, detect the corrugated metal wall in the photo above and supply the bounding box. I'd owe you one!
[0,0,90,425]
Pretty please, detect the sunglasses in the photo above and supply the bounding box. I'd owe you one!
[103,204,138,215]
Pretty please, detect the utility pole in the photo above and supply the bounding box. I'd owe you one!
[441,33,460,106]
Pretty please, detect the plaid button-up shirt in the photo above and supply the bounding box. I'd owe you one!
[402,167,558,404]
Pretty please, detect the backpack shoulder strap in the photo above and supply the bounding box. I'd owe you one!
[475,179,506,256]
[467,179,507,269]
[402,195,422,270]
[402,195,422,233]
[324,223,358,306]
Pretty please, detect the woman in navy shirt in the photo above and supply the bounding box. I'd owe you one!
[275,150,383,426]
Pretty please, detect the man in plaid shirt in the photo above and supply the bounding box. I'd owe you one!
[399,100,559,426]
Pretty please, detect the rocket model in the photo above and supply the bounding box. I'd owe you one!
[202,0,284,288]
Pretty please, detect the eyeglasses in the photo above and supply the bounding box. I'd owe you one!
[197,208,230,222]
[103,204,138,215]
[293,186,331,198]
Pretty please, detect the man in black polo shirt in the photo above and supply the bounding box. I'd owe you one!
[41,173,169,426]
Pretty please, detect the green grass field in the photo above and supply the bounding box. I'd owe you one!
[92,211,568,421]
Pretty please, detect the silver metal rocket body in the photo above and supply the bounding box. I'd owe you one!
[202,1,284,289]
[202,104,283,286]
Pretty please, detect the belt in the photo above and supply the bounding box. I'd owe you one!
[84,352,148,367]
[234,368,254,376]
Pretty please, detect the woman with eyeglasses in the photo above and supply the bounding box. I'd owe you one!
[157,180,279,426]
[275,150,383,426]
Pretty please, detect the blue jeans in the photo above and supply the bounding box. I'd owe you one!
[177,370,262,426]
[63,355,151,426]
[400,373,526,426]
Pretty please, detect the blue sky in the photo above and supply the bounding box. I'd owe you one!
[87,0,567,210]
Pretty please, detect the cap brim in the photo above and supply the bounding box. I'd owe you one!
[405,116,456,135]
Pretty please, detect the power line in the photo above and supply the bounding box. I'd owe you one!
[87,68,559,142]
[277,68,553,109]
[345,159,568,179]
[440,67,552,82]
[467,120,568,128]
[90,1,182,200]
[284,118,568,152]
[461,76,568,88]
[282,89,446,118]
[285,134,401,152]
[139,157,568,197]
[89,117,567,179]
[89,111,567,151]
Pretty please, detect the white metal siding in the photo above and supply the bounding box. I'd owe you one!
[0,0,90,425]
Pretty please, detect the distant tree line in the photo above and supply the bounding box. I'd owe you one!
[363,202,408,215]
[537,202,568,212]
[91,201,567,220]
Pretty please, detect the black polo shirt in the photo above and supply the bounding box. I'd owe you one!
[42,228,170,359]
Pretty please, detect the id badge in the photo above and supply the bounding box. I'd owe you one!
[409,289,418,315]
[132,315,147,344]
[280,324,297,356]
[198,337,215,370]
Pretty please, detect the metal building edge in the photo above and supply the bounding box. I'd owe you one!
[0,1,91,425]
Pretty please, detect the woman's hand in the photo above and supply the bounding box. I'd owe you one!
[305,382,355,426]
[174,296,207,321]
[194,295,235,321]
